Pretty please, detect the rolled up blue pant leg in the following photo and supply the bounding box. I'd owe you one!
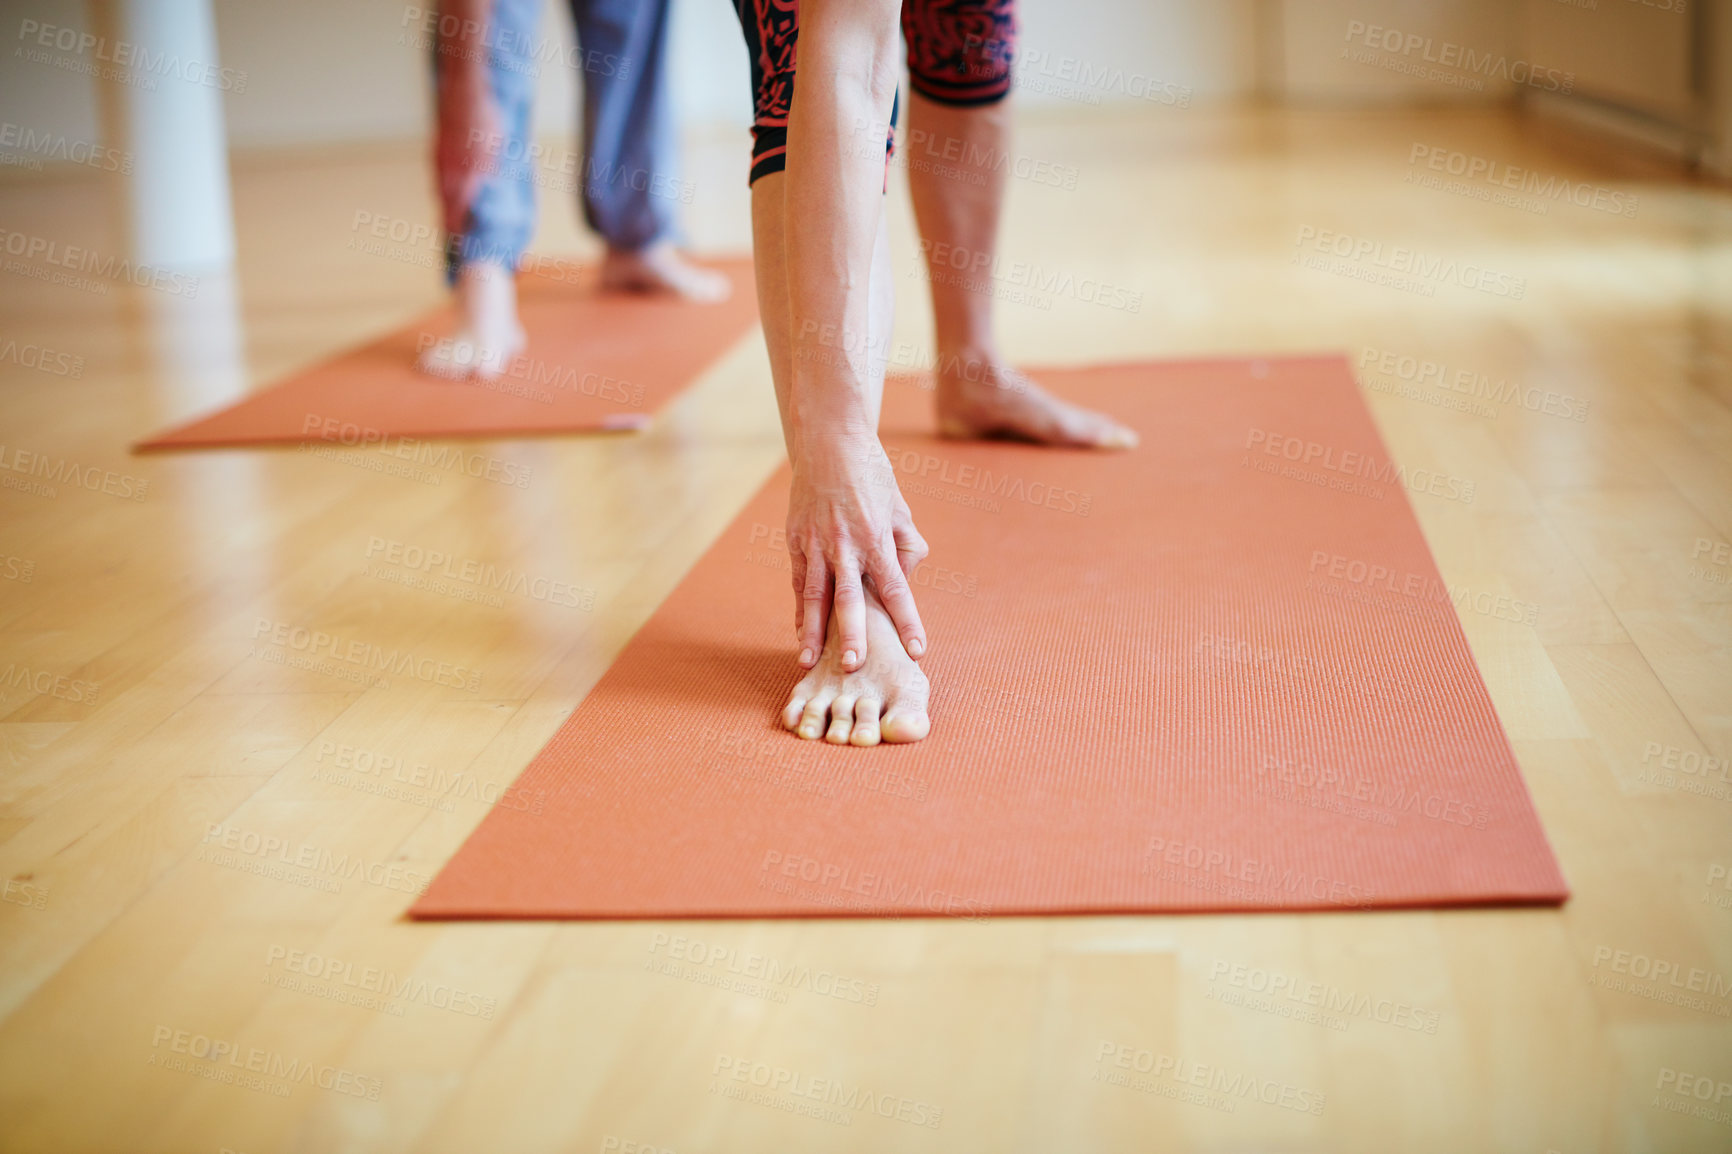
[569,0,679,252]
[443,0,542,284]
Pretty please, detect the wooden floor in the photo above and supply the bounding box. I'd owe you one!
[1,103,1729,1153]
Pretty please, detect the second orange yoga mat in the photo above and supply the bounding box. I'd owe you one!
[413,356,1568,919]
[136,257,757,449]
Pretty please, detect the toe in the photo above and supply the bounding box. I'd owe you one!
[1064,405,1136,450]
[417,347,464,381]
[881,680,931,744]
[782,688,811,731]
[881,706,930,743]
[1094,415,1138,449]
[797,692,835,741]
[850,698,883,747]
[825,695,857,745]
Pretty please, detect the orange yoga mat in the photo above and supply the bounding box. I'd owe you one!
[413,356,1568,919]
[135,258,757,450]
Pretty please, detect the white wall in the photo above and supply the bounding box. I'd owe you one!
[214,0,1262,148]
[1013,0,1257,109]
[1520,0,1693,120]
[0,0,1645,158]
[0,0,105,146]
[213,0,431,146]
[1276,0,1521,103]
[182,0,1270,149]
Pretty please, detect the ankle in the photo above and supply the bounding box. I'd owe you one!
[934,348,1025,397]
[605,239,671,264]
[455,261,519,336]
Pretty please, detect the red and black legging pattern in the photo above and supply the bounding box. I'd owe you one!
[731,0,1018,185]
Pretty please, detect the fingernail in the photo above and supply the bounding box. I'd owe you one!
[800,648,813,665]
[908,637,925,658]
[843,649,858,666]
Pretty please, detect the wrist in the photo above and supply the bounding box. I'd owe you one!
[789,404,876,456]
[790,423,886,489]
[788,371,876,441]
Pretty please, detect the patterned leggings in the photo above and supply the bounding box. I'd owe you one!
[730,0,1018,185]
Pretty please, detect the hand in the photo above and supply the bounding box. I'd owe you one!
[433,68,502,236]
[786,433,929,672]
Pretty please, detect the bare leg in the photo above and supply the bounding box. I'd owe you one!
[416,260,526,381]
[753,171,930,744]
[599,240,733,302]
[907,93,1137,448]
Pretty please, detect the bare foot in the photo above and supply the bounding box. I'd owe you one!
[600,241,733,303]
[935,351,1138,448]
[782,585,931,746]
[417,261,525,382]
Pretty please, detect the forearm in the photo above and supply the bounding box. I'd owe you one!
[782,0,901,458]
[436,0,491,93]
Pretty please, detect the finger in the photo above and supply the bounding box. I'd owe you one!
[788,540,809,636]
[799,551,830,668]
[825,696,856,745]
[832,555,868,673]
[869,548,927,660]
[893,511,929,577]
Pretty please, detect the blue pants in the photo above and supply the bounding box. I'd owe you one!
[441,0,679,281]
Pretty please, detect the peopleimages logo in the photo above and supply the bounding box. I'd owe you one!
[1093,1042,1326,1115]
[299,413,534,488]
[0,121,131,173]
[882,444,1093,516]
[251,617,483,693]
[1205,957,1441,1034]
[1589,945,1732,1010]
[647,932,880,1006]
[711,1055,943,1128]
[399,6,631,81]
[1245,426,1476,504]
[0,337,84,378]
[263,945,497,1018]
[199,823,432,896]
[16,19,249,92]
[1358,346,1590,422]
[0,443,149,501]
[148,1026,380,1099]
[914,239,1143,313]
[0,227,198,297]
[1406,144,1637,219]
[1145,836,1375,907]
[758,850,989,919]
[1293,226,1525,299]
[364,535,593,610]
[0,663,99,705]
[1342,21,1573,93]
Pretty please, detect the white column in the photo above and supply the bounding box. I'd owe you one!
[116,0,235,271]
